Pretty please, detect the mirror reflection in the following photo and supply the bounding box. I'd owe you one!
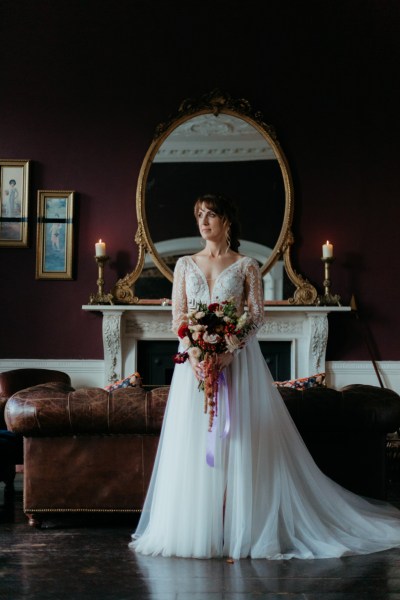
[113,91,317,306]
[146,114,285,251]
[138,113,290,300]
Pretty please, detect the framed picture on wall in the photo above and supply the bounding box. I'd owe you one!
[36,190,75,280]
[0,159,30,247]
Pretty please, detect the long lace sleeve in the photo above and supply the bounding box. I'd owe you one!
[171,257,188,336]
[227,258,265,356]
[244,258,265,334]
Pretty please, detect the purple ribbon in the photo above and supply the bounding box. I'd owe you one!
[206,372,230,467]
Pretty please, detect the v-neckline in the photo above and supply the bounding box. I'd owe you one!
[188,255,246,300]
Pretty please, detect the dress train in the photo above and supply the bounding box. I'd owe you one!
[130,337,400,560]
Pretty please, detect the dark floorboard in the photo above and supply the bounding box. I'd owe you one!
[2,476,400,599]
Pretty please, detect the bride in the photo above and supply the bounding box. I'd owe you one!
[130,193,400,560]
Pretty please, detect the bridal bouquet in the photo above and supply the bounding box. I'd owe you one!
[173,299,254,432]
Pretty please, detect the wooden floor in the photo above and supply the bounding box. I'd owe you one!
[2,475,400,599]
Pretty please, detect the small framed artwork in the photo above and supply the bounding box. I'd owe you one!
[36,190,75,280]
[0,159,30,247]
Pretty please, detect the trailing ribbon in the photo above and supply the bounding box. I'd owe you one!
[206,371,230,467]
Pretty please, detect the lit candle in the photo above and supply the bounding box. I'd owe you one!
[322,240,333,258]
[95,239,106,256]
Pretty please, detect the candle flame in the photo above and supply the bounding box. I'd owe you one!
[326,240,330,244]
[98,239,102,243]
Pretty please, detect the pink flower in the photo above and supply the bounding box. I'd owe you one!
[188,347,202,359]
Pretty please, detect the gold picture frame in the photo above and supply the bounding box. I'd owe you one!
[0,159,30,247]
[36,190,75,280]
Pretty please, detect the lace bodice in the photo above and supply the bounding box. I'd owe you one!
[171,255,265,338]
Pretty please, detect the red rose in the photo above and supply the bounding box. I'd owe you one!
[177,323,190,339]
[207,303,220,312]
[173,352,189,364]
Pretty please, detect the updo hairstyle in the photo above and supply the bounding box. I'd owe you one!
[193,193,241,252]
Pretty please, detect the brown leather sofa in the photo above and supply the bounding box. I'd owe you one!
[5,381,400,526]
[0,368,71,491]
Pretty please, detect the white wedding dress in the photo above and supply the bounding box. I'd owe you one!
[130,255,400,560]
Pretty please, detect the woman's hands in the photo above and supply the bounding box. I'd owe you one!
[189,352,236,382]
[189,355,205,382]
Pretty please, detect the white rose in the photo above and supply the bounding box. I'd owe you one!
[215,310,224,318]
[237,313,248,328]
[192,331,200,341]
[223,316,232,323]
[203,332,221,344]
[195,311,205,319]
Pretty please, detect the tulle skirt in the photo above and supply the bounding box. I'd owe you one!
[130,337,400,560]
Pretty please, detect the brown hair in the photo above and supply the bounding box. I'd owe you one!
[193,193,241,252]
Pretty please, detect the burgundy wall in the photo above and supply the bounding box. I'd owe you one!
[1,0,399,361]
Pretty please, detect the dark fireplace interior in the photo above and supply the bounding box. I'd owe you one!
[137,340,291,385]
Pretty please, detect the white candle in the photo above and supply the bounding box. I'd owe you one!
[322,240,333,258]
[95,239,106,256]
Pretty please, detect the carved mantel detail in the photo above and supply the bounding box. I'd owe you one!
[308,313,330,374]
[102,311,123,383]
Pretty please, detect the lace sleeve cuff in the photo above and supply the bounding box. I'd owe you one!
[171,257,188,335]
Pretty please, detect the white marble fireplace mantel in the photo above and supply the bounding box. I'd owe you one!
[82,304,350,386]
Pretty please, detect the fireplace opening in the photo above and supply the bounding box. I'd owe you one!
[259,341,291,381]
[137,340,291,386]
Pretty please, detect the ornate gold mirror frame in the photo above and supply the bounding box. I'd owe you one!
[112,90,317,305]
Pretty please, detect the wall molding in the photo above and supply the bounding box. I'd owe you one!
[0,359,104,389]
[326,361,400,394]
[1,358,400,394]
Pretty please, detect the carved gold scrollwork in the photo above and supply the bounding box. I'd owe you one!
[111,223,149,304]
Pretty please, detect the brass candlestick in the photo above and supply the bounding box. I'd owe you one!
[316,256,341,306]
[88,255,114,305]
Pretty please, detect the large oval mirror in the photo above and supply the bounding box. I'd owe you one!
[113,91,317,305]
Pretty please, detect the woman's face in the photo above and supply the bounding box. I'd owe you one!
[197,202,225,243]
